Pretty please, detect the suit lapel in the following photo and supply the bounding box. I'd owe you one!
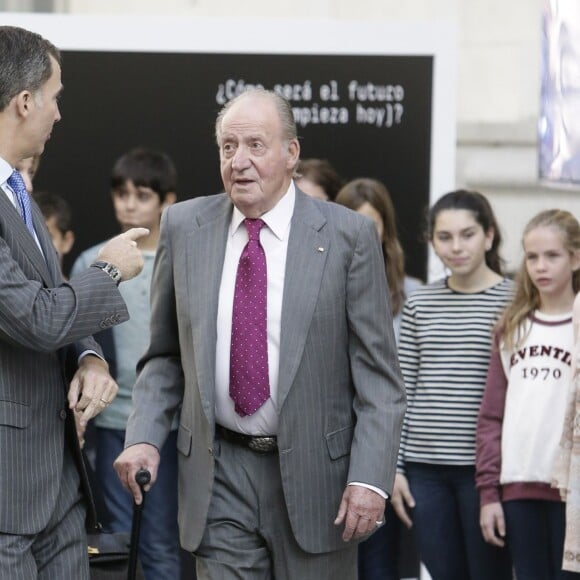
[32,203,63,286]
[185,191,328,416]
[277,191,328,411]
[186,195,232,424]
[0,190,52,286]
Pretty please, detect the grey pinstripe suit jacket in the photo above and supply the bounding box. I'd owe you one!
[125,188,406,554]
[0,191,129,535]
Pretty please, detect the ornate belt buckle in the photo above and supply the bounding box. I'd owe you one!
[248,436,277,452]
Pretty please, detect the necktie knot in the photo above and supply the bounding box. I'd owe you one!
[8,169,27,193]
[244,218,265,242]
[7,169,35,235]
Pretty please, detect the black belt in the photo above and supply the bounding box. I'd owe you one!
[216,425,278,453]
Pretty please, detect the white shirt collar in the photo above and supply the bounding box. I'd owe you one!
[0,156,14,188]
[230,181,296,241]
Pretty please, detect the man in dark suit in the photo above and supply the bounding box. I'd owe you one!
[0,26,148,579]
[115,88,406,579]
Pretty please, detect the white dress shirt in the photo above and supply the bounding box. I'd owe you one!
[0,156,42,250]
[215,183,294,435]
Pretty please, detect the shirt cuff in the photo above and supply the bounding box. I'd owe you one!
[78,350,105,364]
[348,481,389,500]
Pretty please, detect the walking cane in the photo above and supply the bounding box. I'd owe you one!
[127,469,151,580]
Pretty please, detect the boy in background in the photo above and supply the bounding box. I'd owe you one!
[71,148,179,580]
[32,190,75,269]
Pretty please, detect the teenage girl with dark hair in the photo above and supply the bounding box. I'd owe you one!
[392,190,513,580]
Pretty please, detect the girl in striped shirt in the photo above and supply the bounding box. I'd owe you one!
[392,190,513,580]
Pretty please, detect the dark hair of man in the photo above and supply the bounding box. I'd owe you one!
[214,88,298,144]
[0,26,61,112]
[427,189,504,276]
[296,159,344,201]
[111,147,178,201]
[32,191,72,235]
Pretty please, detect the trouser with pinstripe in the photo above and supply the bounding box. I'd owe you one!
[195,434,358,580]
[0,444,88,580]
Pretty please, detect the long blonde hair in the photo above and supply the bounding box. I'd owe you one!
[500,209,580,350]
[335,178,407,315]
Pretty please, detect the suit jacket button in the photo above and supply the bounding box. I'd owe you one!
[59,409,67,420]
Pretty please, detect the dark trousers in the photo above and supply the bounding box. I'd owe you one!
[0,445,88,580]
[358,503,420,580]
[504,499,579,580]
[95,428,181,580]
[406,462,512,580]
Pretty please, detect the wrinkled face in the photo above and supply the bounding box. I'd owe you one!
[26,55,62,158]
[218,94,299,218]
[111,180,164,232]
[524,225,580,299]
[431,209,494,277]
[356,201,384,241]
[296,177,328,201]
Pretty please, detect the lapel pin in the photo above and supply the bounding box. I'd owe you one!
[317,247,325,252]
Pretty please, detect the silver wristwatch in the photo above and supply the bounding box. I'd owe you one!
[91,261,122,286]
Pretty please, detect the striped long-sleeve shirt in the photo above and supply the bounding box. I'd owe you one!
[397,277,514,470]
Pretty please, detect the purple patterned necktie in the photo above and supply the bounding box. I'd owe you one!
[230,218,270,416]
[7,170,35,236]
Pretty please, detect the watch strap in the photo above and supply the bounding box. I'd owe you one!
[91,261,122,286]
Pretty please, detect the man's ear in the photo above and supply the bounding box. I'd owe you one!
[286,138,300,171]
[14,91,33,117]
[162,191,177,209]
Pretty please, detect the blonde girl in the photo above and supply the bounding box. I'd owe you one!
[476,209,580,580]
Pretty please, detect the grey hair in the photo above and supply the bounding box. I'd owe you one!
[214,87,298,145]
[0,26,60,112]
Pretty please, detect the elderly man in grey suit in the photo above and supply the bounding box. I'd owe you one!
[0,26,149,579]
[115,88,406,579]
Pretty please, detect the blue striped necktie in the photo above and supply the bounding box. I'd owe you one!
[7,169,35,235]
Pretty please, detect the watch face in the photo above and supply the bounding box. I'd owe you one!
[93,262,121,284]
[106,264,122,282]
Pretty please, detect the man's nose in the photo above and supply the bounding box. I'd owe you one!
[232,147,250,170]
[54,104,61,123]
